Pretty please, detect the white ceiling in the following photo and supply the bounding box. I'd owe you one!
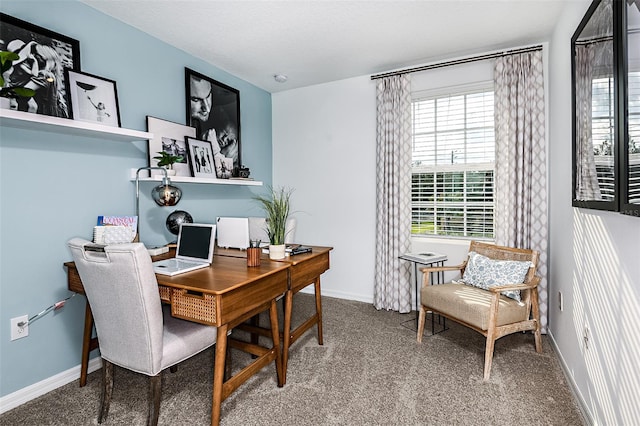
[80,0,571,93]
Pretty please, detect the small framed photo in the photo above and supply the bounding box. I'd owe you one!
[0,13,81,118]
[186,136,217,179]
[66,70,120,127]
[185,68,241,175]
[146,116,196,177]
[214,155,234,179]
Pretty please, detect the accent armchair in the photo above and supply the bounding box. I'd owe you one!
[67,238,219,425]
[417,241,542,380]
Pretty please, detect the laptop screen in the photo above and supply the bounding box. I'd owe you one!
[176,223,215,262]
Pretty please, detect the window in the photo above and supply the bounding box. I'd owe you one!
[411,87,495,239]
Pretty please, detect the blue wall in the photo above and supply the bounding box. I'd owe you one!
[0,1,272,397]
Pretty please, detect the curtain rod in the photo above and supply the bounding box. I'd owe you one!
[370,44,543,80]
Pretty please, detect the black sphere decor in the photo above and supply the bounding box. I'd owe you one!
[166,210,193,235]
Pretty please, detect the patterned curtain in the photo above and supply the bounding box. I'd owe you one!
[373,74,412,313]
[493,50,549,331]
[574,44,602,200]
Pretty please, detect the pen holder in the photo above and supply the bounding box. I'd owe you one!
[246,247,261,267]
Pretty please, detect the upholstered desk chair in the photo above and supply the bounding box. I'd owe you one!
[417,241,542,380]
[67,238,219,426]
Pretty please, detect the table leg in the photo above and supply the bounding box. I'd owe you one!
[211,324,229,426]
[269,299,284,387]
[79,302,94,387]
[314,277,324,345]
[281,289,293,385]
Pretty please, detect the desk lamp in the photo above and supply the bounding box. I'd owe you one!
[135,167,182,243]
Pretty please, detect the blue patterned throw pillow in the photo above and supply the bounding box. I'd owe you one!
[460,251,532,302]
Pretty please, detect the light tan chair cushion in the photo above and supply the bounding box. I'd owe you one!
[421,283,527,331]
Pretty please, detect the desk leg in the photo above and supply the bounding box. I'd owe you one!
[282,289,293,385]
[79,302,94,387]
[211,324,229,426]
[269,299,284,387]
[314,277,324,345]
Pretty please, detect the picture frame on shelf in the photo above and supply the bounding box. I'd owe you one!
[185,67,241,175]
[66,70,120,127]
[186,136,217,179]
[214,155,234,179]
[0,12,81,119]
[146,116,195,177]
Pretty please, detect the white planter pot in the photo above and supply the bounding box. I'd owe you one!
[269,244,286,260]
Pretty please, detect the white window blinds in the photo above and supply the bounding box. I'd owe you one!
[411,87,495,239]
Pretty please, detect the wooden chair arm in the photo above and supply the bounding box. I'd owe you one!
[419,263,465,274]
[419,262,466,287]
[487,275,541,293]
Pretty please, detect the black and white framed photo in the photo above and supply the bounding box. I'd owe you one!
[185,68,241,175]
[66,70,120,127]
[186,136,217,179]
[146,116,196,177]
[0,13,80,118]
[214,155,234,179]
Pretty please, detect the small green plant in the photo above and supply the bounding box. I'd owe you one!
[0,51,36,99]
[254,186,293,245]
[153,151,183,168]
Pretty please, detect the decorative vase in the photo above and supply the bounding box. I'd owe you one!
[269,244,286,260]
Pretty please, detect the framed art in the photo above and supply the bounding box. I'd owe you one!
[146,116,196,177]
[186,136,217,179]
[0,13,81,118]
[66,70,120,127]
[214,155,234,179]
[185,68,241,175]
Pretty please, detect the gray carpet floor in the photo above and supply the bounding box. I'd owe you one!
[0,294,584,425]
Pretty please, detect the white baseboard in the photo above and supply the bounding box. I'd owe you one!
[547,331,594,425]
[0,357,102,415]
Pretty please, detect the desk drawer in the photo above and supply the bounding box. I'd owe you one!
[170,288,217,326]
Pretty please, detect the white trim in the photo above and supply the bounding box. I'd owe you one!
[547,330,594,425]
[0,357,102,414]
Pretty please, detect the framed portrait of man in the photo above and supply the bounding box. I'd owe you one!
[0,13,81,118]
[185,68,241,176]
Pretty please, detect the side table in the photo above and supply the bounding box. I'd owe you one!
[399,252,447,333]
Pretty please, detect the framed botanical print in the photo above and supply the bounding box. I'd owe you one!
[185,68,241,175]
[66,70,120,127]
[0,13,81,118]
[146,116,195,177]
[186,136,217,179]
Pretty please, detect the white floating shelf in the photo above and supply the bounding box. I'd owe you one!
[131,169,262,186]
[0,108,152,141]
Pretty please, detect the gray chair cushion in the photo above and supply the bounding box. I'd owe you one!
[421,283,528,331]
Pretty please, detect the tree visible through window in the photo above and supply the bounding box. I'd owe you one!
[411,87,495,239]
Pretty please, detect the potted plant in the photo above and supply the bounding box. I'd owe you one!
[254,186,293,260]
[153,151,183,175]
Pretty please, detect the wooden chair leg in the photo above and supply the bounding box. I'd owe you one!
[531,288,543,353]
[483,335,496,380]
[483,294,500,380]
[417,306,427,343]
[98,360,113,424]
[148,373,162,426]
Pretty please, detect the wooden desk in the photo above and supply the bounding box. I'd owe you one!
[217,246,333,384]
[65,255,289,426]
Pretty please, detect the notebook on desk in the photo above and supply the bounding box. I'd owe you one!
[152,223,216,276]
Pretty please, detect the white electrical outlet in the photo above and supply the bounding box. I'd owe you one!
[10,315,29,341]
[558,291,563,311]
[583,323,590,350]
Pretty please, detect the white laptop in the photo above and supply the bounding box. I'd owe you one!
[216,217,250,249]
[153,223,216,276]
